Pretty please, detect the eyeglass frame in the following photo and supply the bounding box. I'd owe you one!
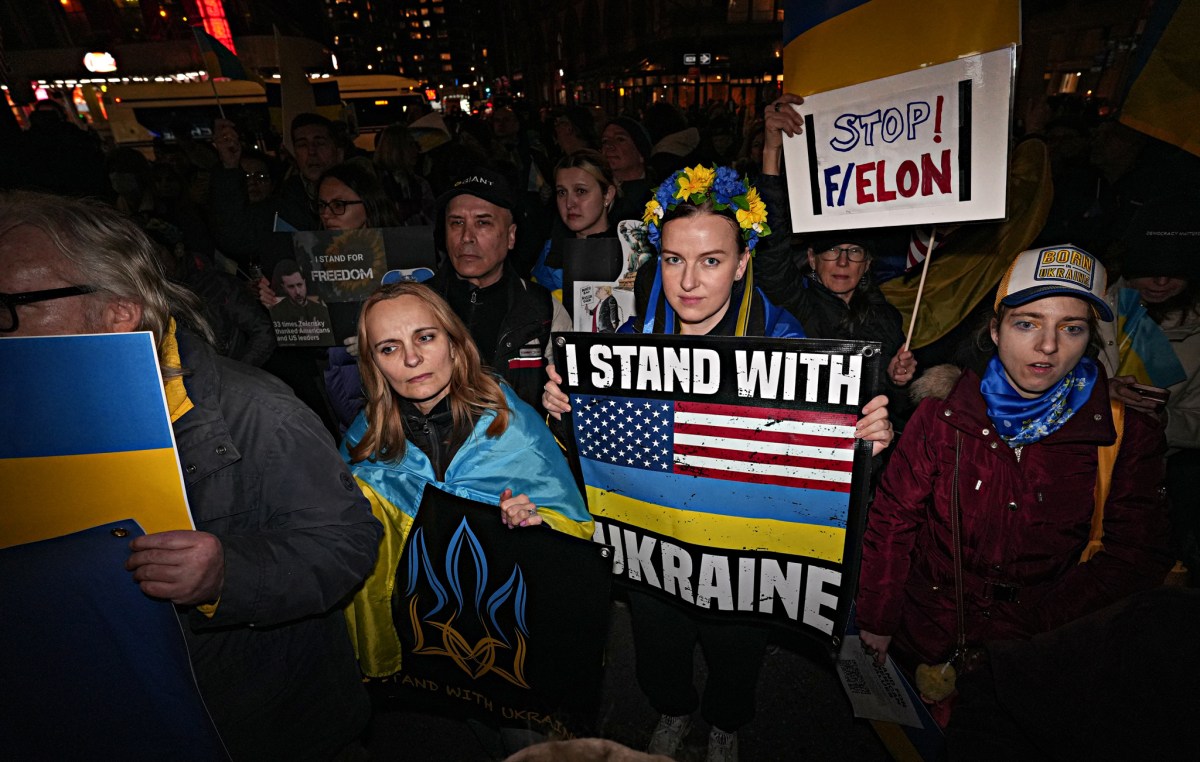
[0,285,98,333]
[816,245,868,262]
[312,198,365,216]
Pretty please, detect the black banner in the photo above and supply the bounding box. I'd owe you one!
[554,333,882,651]
[391,487,612,734]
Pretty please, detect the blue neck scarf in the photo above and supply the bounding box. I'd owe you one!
[979,354,1098,447]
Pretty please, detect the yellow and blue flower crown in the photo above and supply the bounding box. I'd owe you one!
[642,164,771,252]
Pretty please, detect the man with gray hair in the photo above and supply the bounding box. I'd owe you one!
[0,191,381,759]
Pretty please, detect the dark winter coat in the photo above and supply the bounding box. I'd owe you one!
[855,366,1172,666]
[430,264,562,416]
[175,329,381,760]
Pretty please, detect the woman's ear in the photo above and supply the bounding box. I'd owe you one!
[989,317,1000,346]
[805,248,817,272]
[734,248,751,281]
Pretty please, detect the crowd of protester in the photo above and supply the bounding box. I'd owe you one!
[2,84,1198,762]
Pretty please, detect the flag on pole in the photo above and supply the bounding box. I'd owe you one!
[192,26,257,83]
[906,228,942,272]
[1119,0,1200,157]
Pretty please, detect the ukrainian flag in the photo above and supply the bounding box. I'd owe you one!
[783,0,1020,95]
[0,333,193,549]
[1113,288,1187,388]
[192,25,257,83]
[1120,0,1200,157]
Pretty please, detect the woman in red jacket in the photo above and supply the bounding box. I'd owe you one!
[856,245,1172,700]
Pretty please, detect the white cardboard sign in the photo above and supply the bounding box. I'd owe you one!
[784,47,1016,232]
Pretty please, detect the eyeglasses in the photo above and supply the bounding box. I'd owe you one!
[817,246,868,262]
[1,285,97,333]
[312,198,365,216]
[244,171,270,183]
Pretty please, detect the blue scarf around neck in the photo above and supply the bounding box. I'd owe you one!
[979,354,1098,447]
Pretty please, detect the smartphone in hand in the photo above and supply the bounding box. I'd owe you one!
[1129,383,1171,406]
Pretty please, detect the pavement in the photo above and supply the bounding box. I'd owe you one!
[365,599,890,761]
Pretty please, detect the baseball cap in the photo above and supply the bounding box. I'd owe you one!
[995,245,1113,321]
[435,166,517,214]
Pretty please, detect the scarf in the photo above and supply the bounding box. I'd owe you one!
[980,354,1097,447]
[162,318,194,423]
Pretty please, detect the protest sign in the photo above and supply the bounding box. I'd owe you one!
[783,47,1015,232]
[385,487,612,734]
[0,521,228,759]
[272,226,437,346]
[554,333,881,649]
[0,332,193,549]
[563,221,653,330]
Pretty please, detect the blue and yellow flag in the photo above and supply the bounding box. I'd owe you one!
[1120,0,1200,157]
[192,25,257,83]
[0,333,193,549]
[1112,288,1187,388]
[783,0,1020,95]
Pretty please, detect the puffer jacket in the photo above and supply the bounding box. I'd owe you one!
[855,365,1172,667]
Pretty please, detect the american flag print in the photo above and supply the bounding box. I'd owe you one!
[574,394,857,495]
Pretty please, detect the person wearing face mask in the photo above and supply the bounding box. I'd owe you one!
[542,165,895,762]
[530,150,619,297]
[855,245,1171,723]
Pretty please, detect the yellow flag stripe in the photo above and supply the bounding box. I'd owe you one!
[587,486,845,563]
[0,448,192,549]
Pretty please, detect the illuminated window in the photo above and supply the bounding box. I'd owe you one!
[439,53,451,60]
[422,19,431,27]
[442,64,452,72]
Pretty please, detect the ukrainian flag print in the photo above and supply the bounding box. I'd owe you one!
[0,333,193,549]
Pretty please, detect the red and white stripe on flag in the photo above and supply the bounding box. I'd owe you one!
[906,228,938,271]
[672,401,857,493]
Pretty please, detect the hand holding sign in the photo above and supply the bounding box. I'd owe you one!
[763,94,806,175]
[542,364,572,420]
[126,530,225,606]
[500,488,543,529]
[856,394,895,457]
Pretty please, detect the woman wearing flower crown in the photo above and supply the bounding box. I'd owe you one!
[541,162,894,761]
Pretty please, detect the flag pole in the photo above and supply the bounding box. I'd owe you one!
[191,26,228,120]
[207,76,228,121]
[902,226,938,353]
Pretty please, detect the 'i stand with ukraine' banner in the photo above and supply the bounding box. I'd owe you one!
[555,333,881,649]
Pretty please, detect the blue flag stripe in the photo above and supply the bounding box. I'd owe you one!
[0,333,173,458]
[783,0,872,46]
[580,458,849,528]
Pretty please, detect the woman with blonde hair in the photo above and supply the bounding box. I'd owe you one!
[531,149,619,296]
[341,282,592,673]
